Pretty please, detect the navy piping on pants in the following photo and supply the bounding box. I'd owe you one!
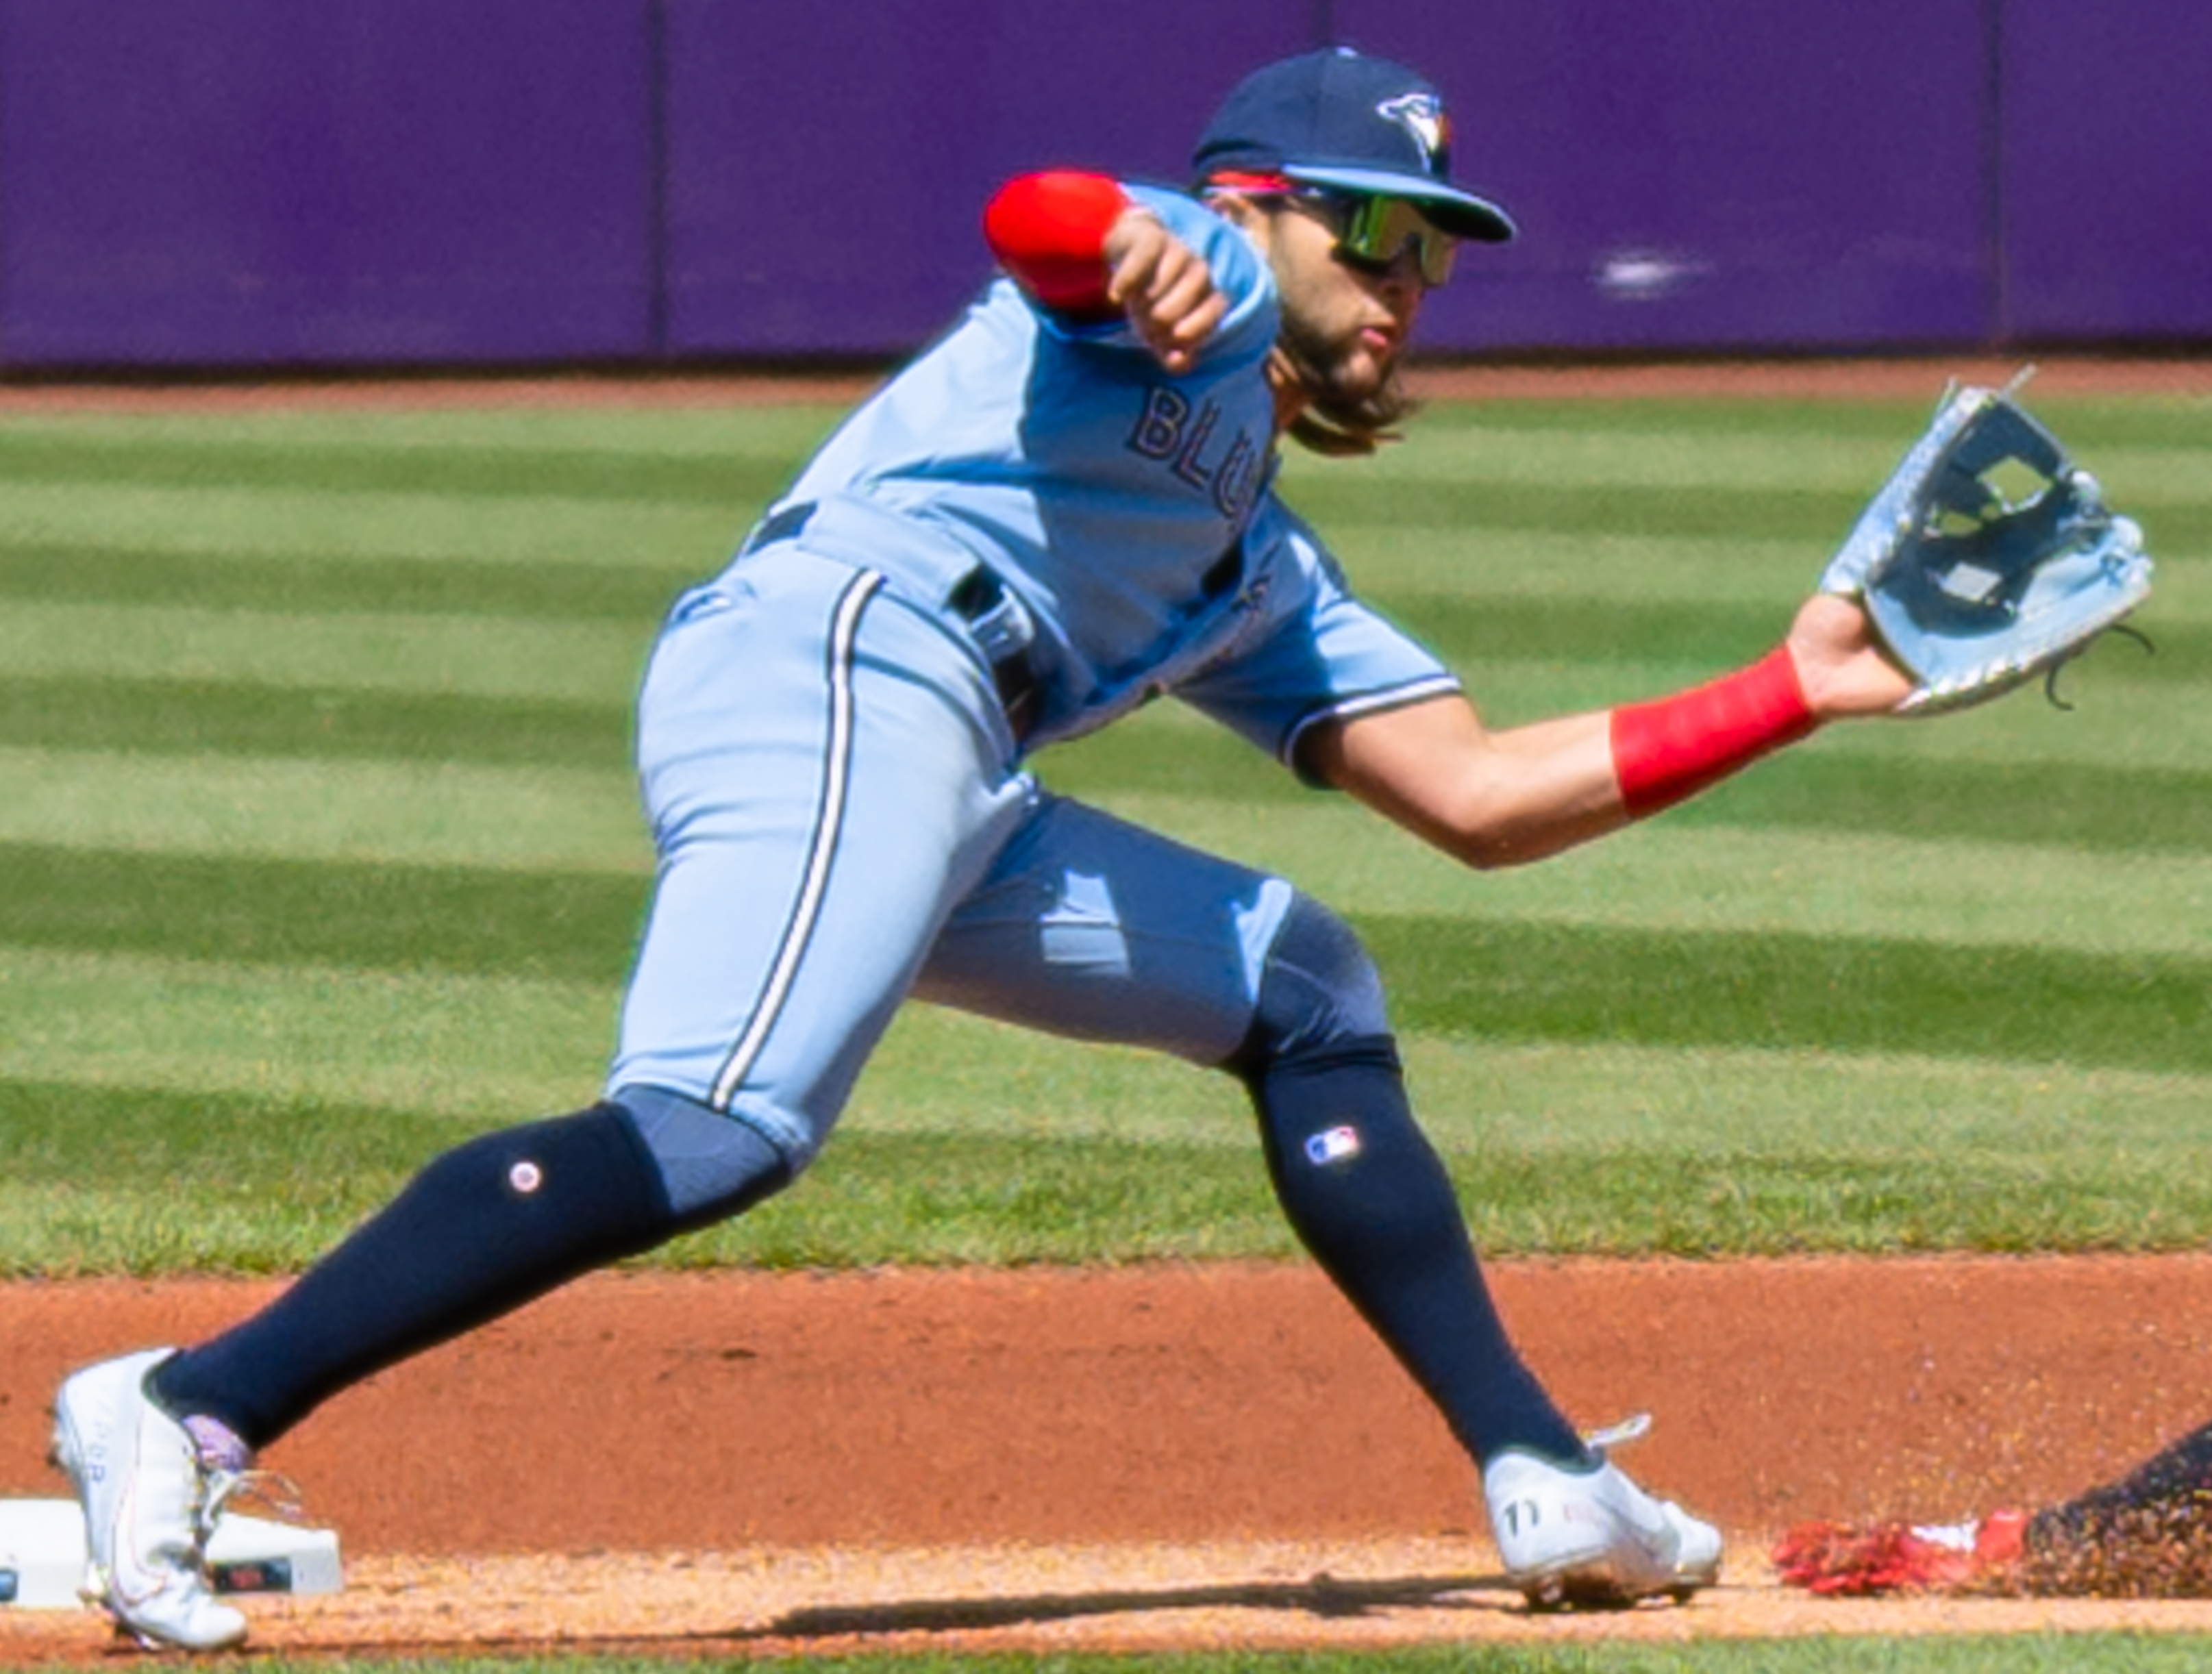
[709,567,884,1111]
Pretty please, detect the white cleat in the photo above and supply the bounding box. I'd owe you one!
[1483,1419,1723,1610]
[50,1348,250,1651]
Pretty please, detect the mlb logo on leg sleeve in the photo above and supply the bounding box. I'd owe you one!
[1304,1124,1362,1166]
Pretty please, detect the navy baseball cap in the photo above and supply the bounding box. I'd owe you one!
[1193,47,1516,243]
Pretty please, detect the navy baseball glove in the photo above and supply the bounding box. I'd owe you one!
[1821,379,2154,715]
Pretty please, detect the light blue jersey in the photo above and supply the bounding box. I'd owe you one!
[728,184,1458,763]
[612,182,1460,1170]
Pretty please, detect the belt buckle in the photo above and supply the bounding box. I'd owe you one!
[952,569,1032,669]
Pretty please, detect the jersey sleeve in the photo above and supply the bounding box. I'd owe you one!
[1173,500,1462,785]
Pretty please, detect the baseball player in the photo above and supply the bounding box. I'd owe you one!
[1777,1416,2212,1597]
[52,47,1926,1650]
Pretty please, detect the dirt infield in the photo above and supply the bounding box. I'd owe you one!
[8,1258,2212,1657]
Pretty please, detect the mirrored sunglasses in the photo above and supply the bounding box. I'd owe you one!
[1300,190,1457,288]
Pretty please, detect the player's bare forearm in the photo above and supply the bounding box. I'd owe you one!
[1315,600,1909,871]
[1313,696,1632,870]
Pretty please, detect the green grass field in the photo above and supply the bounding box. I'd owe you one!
[0,385,2205,1669]
[0,388,2204,1276]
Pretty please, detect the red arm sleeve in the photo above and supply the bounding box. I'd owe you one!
[982,171,1130,320]
[1609,646,1819,817]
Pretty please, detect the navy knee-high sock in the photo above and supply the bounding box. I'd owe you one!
[1243,1036,1590,1469]
[153,1103,680,1449]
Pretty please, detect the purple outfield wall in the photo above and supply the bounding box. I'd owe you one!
[0,0,656,366]
[0,1,2204,368]
[660,1,1314,356]
[1999,2,2212,340]
[1333,0,1994,353]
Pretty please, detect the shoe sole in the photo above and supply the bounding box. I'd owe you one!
[1511,1546,1719,1612]
[1520,1571,1710,1612]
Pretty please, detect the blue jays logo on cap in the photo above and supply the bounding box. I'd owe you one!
[1376,91,1448,172]
[1192,47,1515,243]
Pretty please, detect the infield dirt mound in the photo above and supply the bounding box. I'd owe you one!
[8,1256,2212,1656]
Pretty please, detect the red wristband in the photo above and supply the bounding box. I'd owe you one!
[1610,646,1817,818]
[982,171,1129,318]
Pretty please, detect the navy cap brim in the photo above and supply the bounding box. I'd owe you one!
[1281,163,1517,243]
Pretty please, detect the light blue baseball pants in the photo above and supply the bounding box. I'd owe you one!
[604,543,1295,1181]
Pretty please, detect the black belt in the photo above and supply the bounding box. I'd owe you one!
[945,566,1041,743]
[743,501,1039,743]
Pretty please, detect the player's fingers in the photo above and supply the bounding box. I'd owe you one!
[1103,217,1219,369]
[1163,281,1228,344]
[1128,229,1210,308]
[1136,257,1223,351]
[1104,220,1169,307]
[1147,254,1213,318]
[1163,241,1225,308]
[1147,305,1227,375]
[1136,301,1219,373]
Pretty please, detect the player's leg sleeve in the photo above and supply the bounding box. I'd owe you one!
[1231,895,1590,1469]
[151,1101,683,1448]
[151,560,1031,1450]
[918,808,1589,1471]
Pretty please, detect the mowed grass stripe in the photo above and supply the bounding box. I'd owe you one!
[1320,421,2212,510]
[0,844,647,982]
[1647,750,2211,855]
[0,599,651,701]
[1328,523,2211,619]
[1331,526,1813,603]
[0,676,632,767]
[1284,475,1878,545]
[0,1079,476,1274]
[1375,592,2196,680]
[0,427,794,507]
[1370,914,2209,1075]
[1388,395,2212,449]
[0,402,851,458]
[1099,792,2212,956]
[7,592,2180,735]
[0,542,699,622]
[1376,397,2212,481]
[1,945,611,1124]
[3,841,2200,1073]
[0,751,645,871]
[0,477,743,567]
[9,942,2211,1164]
[1283,474,2212,554]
